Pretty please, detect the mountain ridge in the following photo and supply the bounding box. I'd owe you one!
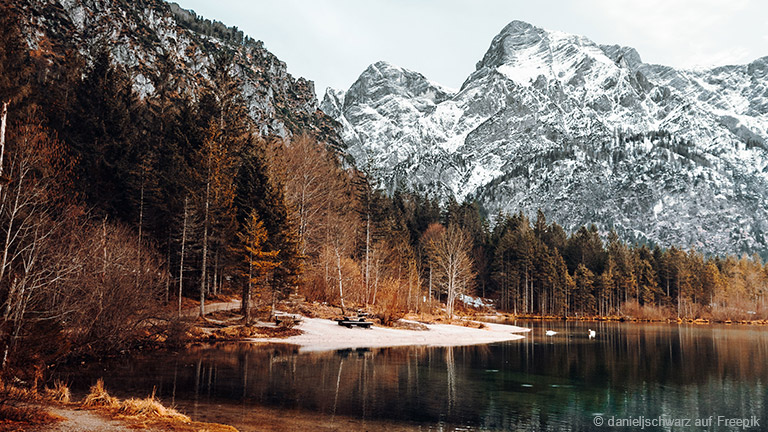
[11,0,341,146]
[321,20,768,257]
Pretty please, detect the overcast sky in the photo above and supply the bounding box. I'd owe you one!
[173,0,768,97]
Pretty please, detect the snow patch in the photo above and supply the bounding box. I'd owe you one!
[458,294,493,309]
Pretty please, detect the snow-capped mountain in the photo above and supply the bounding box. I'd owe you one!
[321,20,768,257]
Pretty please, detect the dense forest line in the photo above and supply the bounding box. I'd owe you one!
[0,11,767,375]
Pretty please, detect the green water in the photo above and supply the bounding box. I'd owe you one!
[56,321,768,431]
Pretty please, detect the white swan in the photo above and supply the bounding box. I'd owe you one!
[588,329,596,339]
[545,330,557,336]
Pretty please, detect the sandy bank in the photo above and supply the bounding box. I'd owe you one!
[253,317,529,351]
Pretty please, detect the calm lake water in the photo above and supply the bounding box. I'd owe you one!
[56,321,768,431]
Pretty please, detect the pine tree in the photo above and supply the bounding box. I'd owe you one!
[236,211,280,324]
[195,120,238,316]
[637,258,659,305]
[573,264,596,315]
[66,46,140,217]
[235,139,301,293]
[0,7,32,111]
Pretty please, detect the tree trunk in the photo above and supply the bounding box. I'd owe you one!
[372,259,379,306]
[212,250,219,296]
[364,213,370,305]
[0,101,7,182]
[165,233,171,304]
[200,162,211,318]
[136,168,144,291]
[428,266,432,310]
[335,248,345,314]
[270,277,277,322]
[243,249,252,324]
[178,197,189,318]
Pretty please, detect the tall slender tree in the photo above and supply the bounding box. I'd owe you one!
[236,210,279,323]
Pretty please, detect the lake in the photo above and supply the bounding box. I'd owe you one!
[55,321,768,431]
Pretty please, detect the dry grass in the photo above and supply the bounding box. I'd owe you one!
[75,379,240,431]
[118,390,190,423]
[454,319,486,329]
[212,325,261,339]
[0,375,235,431]
[0,379,64,431]
[82,379,119,408]
[427,315,487,329]
[389,320,429,331]
[211,325,302,340]
[0,380,38,403]
[621,300,673,321]
[82,379,188,421]
[0,405,63,431]
[44,380,70,403]
[286,301,343,320]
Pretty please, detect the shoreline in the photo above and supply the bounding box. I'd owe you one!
[476,314,768,326]
[251,317,530,352]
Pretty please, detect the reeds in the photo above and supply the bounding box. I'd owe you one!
[44,379,70,403]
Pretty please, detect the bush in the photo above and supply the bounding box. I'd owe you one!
[372,279,406,326]
[163,319,193,349]
[621,300,672,321]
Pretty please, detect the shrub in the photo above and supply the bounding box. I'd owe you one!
[621,300,672,321]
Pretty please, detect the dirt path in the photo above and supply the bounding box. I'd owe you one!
[29,404,237,432]
[32,406,144,432]
[180,299,242,319]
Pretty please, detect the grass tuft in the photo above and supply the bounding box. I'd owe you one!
[82,378,119,408]
[117,388,190,422]
[44,380,71,403]
[81,380,191,423]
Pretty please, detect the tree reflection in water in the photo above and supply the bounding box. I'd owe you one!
[56,322,768,431]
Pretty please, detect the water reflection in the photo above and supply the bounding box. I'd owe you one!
[56,322,768,431]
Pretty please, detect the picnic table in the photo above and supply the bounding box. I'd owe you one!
[335,316,372,328]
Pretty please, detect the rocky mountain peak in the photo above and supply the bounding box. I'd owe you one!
[323,19,768,258]
[475,20,544,71]
[748,56,768,79]
[473,19,624,92]
[600,45,644,70]
[345,61,453,108]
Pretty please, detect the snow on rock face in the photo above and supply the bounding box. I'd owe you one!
[322,20,768,258]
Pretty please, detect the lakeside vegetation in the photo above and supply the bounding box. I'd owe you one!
[1,0,767,388]
[0,376,236,431]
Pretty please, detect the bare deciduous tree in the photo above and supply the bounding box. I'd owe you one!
[425,224,475,318]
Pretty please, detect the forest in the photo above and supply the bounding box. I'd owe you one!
[0,10,767,376]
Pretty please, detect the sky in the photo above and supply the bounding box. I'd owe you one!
[172,0,768,97]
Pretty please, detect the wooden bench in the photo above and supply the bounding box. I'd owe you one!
[335,317,372,328]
